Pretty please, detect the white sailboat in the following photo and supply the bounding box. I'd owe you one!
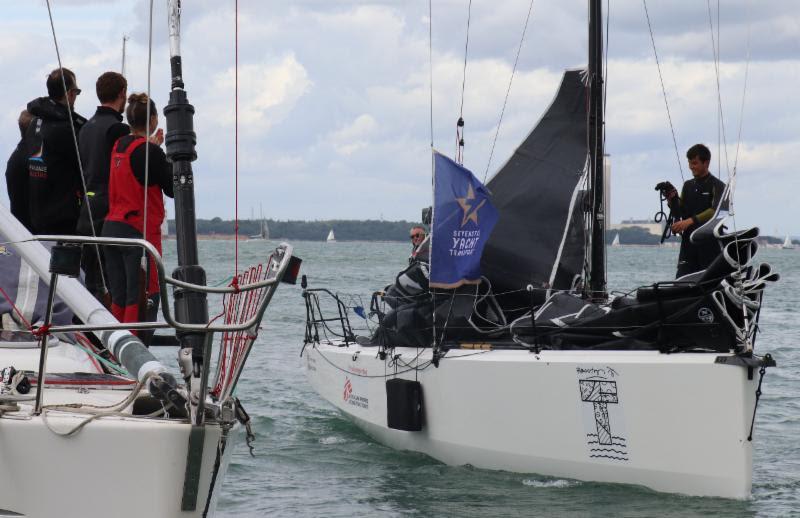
[0,3,297,516]
[326,229,336,242]
[781,235,794,249]
[162,207,169,238]
[300,1,777,500]
[611,233,620,246]
[249,205,269,240]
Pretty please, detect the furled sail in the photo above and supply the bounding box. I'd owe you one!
[481,69,589,312]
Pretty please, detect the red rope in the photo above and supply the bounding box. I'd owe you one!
[32,324,51,338]
[212,262,269,397]
[0,285,34,331]
[234,0,239,277]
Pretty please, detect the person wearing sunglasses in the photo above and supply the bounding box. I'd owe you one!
[24,67,87,235]
[408,225,430,265]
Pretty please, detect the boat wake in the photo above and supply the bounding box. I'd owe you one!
[522,478,579,489]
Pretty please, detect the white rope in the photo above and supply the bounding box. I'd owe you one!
[44,0,108,293]
[39,372,171,437]
[704,0,756,347]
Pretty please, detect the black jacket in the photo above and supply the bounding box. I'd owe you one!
[4,138,32,231]
[669,173,727,237]
[25,97,87,234]
[76,106,129,235]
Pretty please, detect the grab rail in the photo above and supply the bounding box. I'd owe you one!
[33,235,295,334]
[302,285,356,345]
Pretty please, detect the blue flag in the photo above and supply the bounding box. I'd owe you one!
[430,151,499,289]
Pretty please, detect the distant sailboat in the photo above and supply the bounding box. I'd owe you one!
[611,233,620,247]
[326,229,336,242]
[249,205,269,240]
[161,208,169,238]
[782,235,794,249]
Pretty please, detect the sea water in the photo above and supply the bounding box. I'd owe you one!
[157,241,799,517]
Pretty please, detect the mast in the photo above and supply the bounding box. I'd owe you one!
[121,35,129,76]
[165,1,213,510]
[587,0,606,299]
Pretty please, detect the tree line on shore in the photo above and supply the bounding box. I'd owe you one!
[170,219,796,245]
[171,218,423,241]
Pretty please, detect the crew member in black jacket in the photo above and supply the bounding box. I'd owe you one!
[77,71,129,302]
[4,110,34,231]
[665,143,727,278]
[25,68,87,234]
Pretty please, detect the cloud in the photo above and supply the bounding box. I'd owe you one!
[203,55,312,135]
[1,0,798,236]
[328,114,378,156]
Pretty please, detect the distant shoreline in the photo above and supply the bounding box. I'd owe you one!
[165,235,407,243]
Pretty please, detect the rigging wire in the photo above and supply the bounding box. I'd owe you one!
[705,0,731,179]
[483,0,535,183]
[704,0,755,346]
[712,0,727,178]
[44,0,108,294]
[142,0,154,275]
[642,0,685,182]
[731,0,752,186]
[602,0,609,129]
[455,0,472,164]
[428,0,436,355]
[428,0,434,154]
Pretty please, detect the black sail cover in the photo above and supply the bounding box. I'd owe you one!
[481,69,588,313]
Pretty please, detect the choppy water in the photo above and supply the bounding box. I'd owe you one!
[157,241,798,517]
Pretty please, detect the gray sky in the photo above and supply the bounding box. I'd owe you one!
[1,1,798,234]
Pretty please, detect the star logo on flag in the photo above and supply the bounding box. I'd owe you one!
[456,184,487,227]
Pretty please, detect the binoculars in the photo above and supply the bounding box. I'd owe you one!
[654,181,676,193]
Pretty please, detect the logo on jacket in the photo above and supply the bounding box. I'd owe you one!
[697,307,714,323]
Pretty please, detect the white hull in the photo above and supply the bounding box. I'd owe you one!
[0,400,237,518]
[0,337,235,517]
[305,342,758,499]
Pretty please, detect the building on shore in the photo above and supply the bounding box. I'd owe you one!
[609,218,664,236]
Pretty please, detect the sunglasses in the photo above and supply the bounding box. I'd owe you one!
[70,88,82,95]
[409,233,423,240]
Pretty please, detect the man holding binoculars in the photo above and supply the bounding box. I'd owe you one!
[656,143,726,278]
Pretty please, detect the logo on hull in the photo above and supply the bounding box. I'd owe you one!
[577,366,629,462]
[343,377,353,402]
[342,376,369,410]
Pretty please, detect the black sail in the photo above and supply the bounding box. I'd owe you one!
[481,69,588,313]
